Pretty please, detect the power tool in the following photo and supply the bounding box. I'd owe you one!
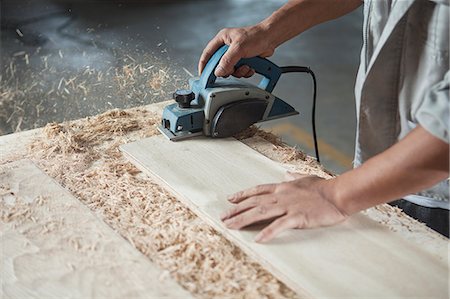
[158,45,320,161]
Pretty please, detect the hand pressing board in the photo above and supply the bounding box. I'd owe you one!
[0,160,192,299]
[120,135,449,298]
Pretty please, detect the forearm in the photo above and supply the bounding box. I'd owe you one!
[259,0,362,48]
[327,126,449,214]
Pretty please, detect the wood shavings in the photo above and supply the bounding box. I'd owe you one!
[235,125,283,146]
[237,127,331,179]
[149,76,162,90]
[1,52,184,135]
[362,204,448,241]
[148,69,170,94]
[11,108,300,299]
[15,29,24,38]
[182,67,194,78]
[30,109,143,156]
[274,146,307,163]
[1,192,43,225]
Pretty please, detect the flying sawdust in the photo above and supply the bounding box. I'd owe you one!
[0,52,184,135]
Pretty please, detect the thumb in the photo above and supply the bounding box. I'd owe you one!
[215,44,242,77]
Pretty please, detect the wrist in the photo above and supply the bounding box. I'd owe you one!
[320,178,352,217]
[258,0,312,49]
[255,21,279,50]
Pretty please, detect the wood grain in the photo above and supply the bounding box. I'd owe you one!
[0,159,192,299]
[121,135,449,298]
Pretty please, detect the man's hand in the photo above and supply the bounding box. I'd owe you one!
[198,24,275,77]
[220,174,348,243]
[219,126,448,244]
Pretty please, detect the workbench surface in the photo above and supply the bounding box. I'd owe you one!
[1,101,448,298]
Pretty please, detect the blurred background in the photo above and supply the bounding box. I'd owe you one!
[0,0,362,173]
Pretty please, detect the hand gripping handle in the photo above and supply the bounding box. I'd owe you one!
[199,45,282,93]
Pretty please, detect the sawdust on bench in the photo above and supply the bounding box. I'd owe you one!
[15,108,325,298]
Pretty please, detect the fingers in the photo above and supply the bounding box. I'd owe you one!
[215,43,243,77]
[233,66,255,78]
[221,194,277,221]
[198,36,225,75]
[244,69,255,78]
[227,183,277,203]
[233,65,250,78]
[254,213,306,243]
[223,204,287,230]
[199,25,276,77]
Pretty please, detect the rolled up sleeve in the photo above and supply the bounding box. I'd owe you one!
[415,71,450,143]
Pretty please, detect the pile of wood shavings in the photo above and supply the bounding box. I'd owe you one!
[24,108,299,299]
[237,126,330,177]
[1,193,46,229]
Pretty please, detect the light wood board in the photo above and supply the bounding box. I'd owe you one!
[121,135,449,298]
[0,159,192,299]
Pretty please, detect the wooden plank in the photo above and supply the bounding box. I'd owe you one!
[0,159,192,299]
[0,128,41,161]
[121,135,449,298]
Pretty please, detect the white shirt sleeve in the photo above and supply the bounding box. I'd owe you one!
[415,70,450,143]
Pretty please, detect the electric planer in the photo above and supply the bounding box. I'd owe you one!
[158,45,309,142]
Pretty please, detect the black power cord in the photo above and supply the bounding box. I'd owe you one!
[280,66,320,162]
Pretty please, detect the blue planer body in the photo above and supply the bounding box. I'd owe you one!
[158,45,299,141]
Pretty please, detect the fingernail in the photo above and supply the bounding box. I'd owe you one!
[241,65,249,72]
[215,65,225,76]
[227,194,235,201]
[254,232,264,243]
